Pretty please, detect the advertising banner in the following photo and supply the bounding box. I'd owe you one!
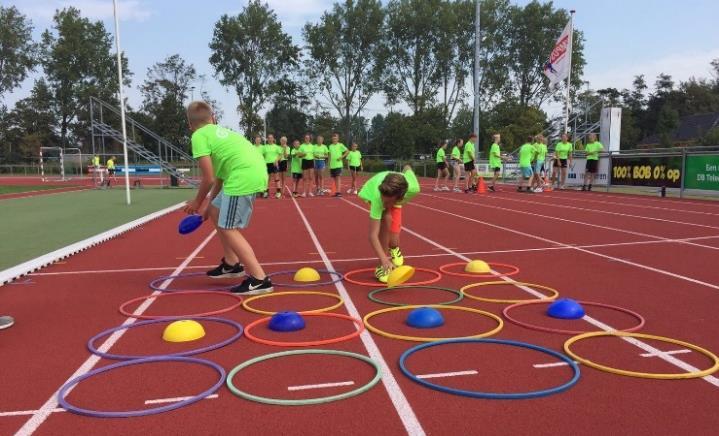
[684,155,719,191]
[610,155,682,188]
[566,157,610,186]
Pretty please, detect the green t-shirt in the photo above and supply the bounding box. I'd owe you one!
[436,148,446,163]
[489,143,501,168]
[450,146,461,160]
[555,142,573,159]
[585,141,604,160]
[536,143,548,161]
[299,143,314,160]
[191,124,268,195]
[518,143,535,168]
[348,150,362,167]
[263,143,281,164]
[314,144,329,159]
[106,159,115,170]
[290,148,302,173]
[463,141,475,163]
[279,145,289,161]
[328,143,348,169]
[358,170,420,220]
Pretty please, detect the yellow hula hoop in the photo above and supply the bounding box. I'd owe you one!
[363,304,503,342]
[564,331,719,379]
[241,291,344,315]
[460,281,559,304]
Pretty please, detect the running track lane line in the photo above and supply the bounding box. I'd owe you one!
[14,230,217,436]
[422,193,719,252]
[289,195,425,436]
[340,198,719,388]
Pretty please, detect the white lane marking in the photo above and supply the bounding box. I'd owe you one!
[416,370,478,379]
[640,349,691,358]
[533,362,578,369]
[287,381,355,392]
[15,231,217,435]
[144,394,218,405]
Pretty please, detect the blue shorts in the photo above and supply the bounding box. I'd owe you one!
[520,166,534,179]
[534,161,544,174]
[314,159,326,170]
[211,192,255,229]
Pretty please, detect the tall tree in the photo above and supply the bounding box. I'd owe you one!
[209,0,299,135]
[0,6,39,97]
[303,0,387,142]
[2,79,59,160]
[139,54,197,148]
[41,7,130,147]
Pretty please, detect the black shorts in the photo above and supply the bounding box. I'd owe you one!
[349,166,360,173]
[491,167,501,173]
[301,159,314,170]
[278,160,288,172]
[292,172,303,180]
[266,163,277,174]
[108,169,116,175]
[437,162,447,170]
[330,168,342,177]
[585,159,598,173]
[553,159,568,168]
[464,162,475,172]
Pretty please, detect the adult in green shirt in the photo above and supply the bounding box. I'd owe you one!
[463,133,478,192]
[582,133,604,191]
[298,133,315,197]
[346,142,363,194]
[263,134,282,198]
[434,140,449,191]
[314,135,329,195]
[358,167,420,283]
[517,135,536,193]
[450,138,463,192]
[488,133,508,192]
[289,139,304,197]
[552,133,573,189]
[327,132,349,197]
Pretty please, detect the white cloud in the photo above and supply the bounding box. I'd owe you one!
[17,0,152,23]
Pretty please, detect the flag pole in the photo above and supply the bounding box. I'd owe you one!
[563,10,575,135]
[472,0,481,137]
[112,0,131,205]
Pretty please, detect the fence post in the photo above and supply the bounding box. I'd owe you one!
[680,148,686,199]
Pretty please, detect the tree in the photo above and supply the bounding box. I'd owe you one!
[266,77,310,140]
[656,103,679,147]
[303,0,386,143]
[209,0,299,135]
[0,6,39,97]
[1,79,59,160]
[139,54,196,148]
[41,7,130,147]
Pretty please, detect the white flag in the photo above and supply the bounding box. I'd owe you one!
[543,21,572,87]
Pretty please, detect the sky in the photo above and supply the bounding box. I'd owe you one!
[4,0,719,130]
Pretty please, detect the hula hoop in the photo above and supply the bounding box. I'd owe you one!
[400,338,580,399]
[503,300,645,335]
[363,305,503,342]
[58,356,225,417]
[87,316,243,360]
[266,269,344,288]
[150,272,236,292]
[564,331,719,379]
[119,291,243,319]
[439,262,520,278]
[226,349,381,405]
[461,281,559,304]
[344,267,442,288]
[368,285,463,307]
[242,291,343,315]
[243,312,363,347]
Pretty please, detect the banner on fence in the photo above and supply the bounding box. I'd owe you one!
[566,157,610,186]
[610,155,682,188]
[684,155,719,191]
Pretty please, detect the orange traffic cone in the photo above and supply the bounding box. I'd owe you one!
[544,175,553,192]
[329,180,336,196]
[478,177,487,194]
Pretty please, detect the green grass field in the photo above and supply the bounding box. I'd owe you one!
[0,185,80,195]
[0,188,195,270]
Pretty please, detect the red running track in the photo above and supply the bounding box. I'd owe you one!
[1,179,718,435]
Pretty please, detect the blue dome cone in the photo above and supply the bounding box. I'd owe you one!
[406,307,444,329]
[269,311,306,332]
[547,299,585,320]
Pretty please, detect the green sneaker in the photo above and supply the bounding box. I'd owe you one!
[389,247,404,267]
[374,266,389,284]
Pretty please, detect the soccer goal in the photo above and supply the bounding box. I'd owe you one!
[39,147,82,181]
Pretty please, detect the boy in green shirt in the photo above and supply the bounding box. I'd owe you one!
[488,134,508,192]
[298,133,315,197]
[582,133,604,191]
[346,142,363,194]
[463,133,478,193]
[532,135,548,192]
[450,139,463,192]
[434,140,449,191]
[263,134,282,199]
[290,139,304,197]
[184,101,272,294]
[314,135,329,195]
[358,166,420,283]
[328,132,349,197]
[517,136,536,193]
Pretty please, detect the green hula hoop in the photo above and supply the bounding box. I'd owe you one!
[226,349,382,406]
[368,285,463,307]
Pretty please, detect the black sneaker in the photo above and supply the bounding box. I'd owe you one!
[207,259,245,279]
[516,186,523,192]
[587,185,592,191]
[334,192,342,197]
[580,185,586,191]
[488,186,495,192]
[231,276,273,295]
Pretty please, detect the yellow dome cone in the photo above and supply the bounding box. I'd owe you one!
[294,267,321,282]
[162,320,206,343]
[388,265,415,287]
[465,260,491,274]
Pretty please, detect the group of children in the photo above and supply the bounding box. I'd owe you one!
[433,133,486,193]
[251,133,364,199]
[184,100,417,295]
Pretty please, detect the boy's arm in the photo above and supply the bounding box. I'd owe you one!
[368,218,393,271]
[184,156,214,214]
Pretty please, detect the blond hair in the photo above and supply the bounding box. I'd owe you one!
[186,101,214,126]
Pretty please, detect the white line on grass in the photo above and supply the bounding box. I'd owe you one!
[287,381,355,391]
[416,370,478,379]
[14,231,217,436]
[289,195,425,436]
